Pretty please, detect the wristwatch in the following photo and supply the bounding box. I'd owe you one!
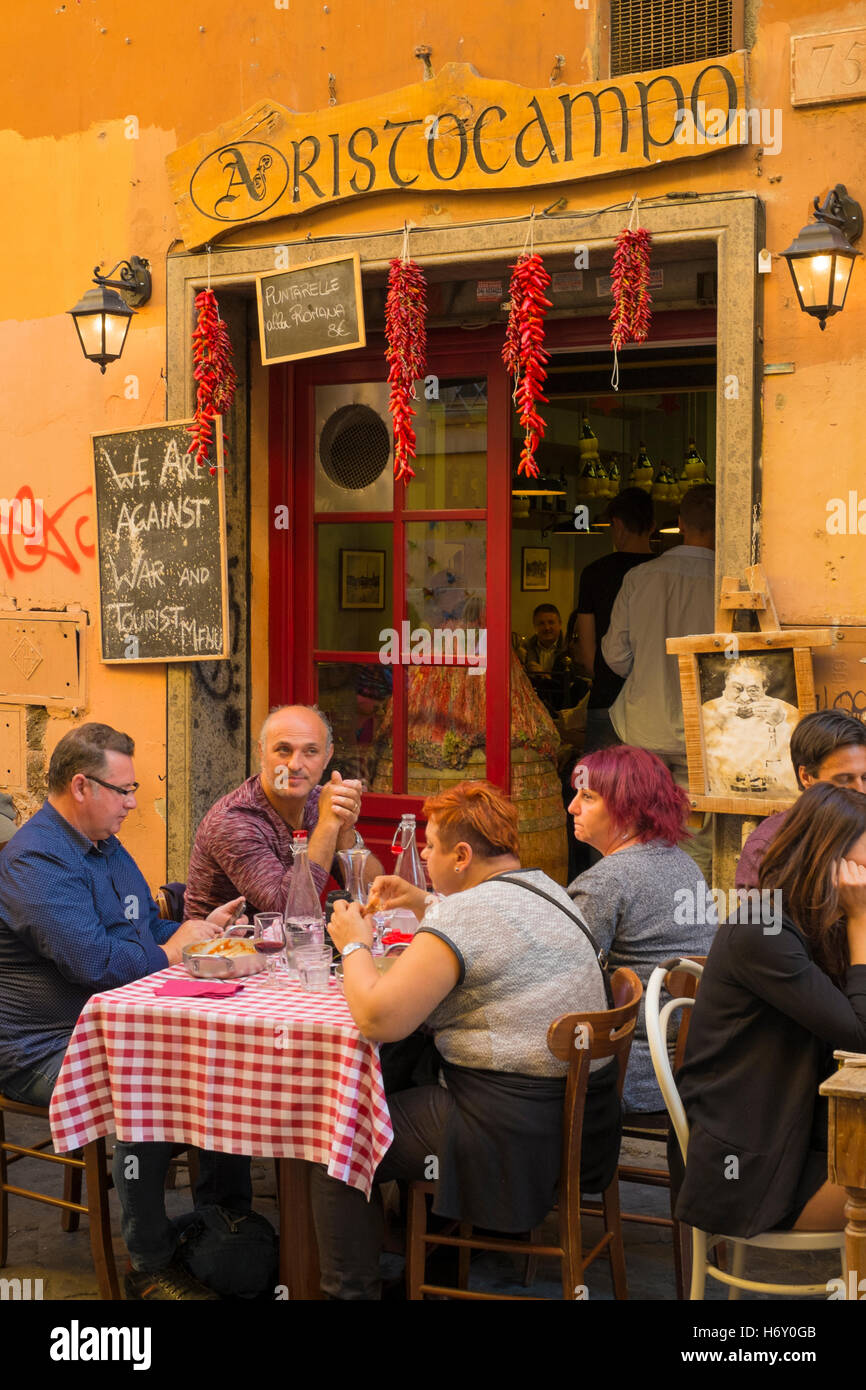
[341,941,372,961]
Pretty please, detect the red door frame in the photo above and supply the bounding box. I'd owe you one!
[267,309,716,838]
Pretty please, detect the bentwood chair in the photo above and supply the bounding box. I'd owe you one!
[646,958,846,1299]
[615,957,705,1300]
[405,967,642,1300]
[0,1093,120,1300]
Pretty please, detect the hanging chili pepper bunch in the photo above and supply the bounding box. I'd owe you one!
[609,225,653,374]
[502,252,552,477]
[385,255,427,484]
[187,288,238,474]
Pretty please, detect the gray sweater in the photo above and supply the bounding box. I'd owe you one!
[568,842,714,1110]
[421,870,610,1077]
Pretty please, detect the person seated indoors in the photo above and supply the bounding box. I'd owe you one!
[523,603,566,675]
[184,704,382,920]
[0,723,249,1300]
[674,782,866,1239]
[566,745,714,1113]
[736,708,866,889]
[314,781,622,1300]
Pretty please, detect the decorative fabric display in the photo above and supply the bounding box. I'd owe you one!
[609,197,653,390]
[187,287,237,473]
[385,225,428,484]
[502,218,551,478]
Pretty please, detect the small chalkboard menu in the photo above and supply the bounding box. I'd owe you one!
[255,253,365,365]
[91,420,229,664]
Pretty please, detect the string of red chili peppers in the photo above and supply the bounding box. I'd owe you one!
[187,287,238,473]
[502,219,552,478]
[609,198,653,390]
[385,228,427,484]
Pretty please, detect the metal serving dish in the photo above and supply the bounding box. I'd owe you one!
[182,940,266,979]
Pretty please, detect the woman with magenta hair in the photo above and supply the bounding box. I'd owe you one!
[567,744,714,1113]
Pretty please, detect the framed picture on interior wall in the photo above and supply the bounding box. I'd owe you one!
[665,629,834,815]
[521,547,550,592]
[340,550,385,610]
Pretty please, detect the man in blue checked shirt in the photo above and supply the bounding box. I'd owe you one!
[0,722,250,1300]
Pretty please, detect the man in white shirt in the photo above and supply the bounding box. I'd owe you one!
[602,484,715,873]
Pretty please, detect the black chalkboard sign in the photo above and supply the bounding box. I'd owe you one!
[91,420,229,663]
[255,253,365,365]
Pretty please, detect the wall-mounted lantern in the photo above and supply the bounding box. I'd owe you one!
[779,185,862,331]
[67,256,152,371]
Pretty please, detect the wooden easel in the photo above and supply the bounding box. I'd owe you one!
[716,563,780,633]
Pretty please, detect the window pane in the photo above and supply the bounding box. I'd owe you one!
[404,378,487,510]
[315,382,393,513]
[405,519,486,633]
[318,522,392,651]
[317,662,393,791]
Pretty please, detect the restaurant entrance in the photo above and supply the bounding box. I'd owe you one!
[166,198,760,886]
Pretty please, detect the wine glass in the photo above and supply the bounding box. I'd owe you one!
[253,912,286,988]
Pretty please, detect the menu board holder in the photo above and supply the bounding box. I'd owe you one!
[91,419,229,664]
[255,253,365,365]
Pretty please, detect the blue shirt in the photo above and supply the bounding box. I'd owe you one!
[0,802,177,1081]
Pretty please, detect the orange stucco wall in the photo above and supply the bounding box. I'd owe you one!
[2,1,865,885]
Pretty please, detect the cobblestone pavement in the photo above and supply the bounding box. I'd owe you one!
[0,1120,839,1303]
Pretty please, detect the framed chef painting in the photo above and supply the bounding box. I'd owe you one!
[666,628,835,815]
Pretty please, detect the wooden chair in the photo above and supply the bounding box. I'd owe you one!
[405,967,642,1300]
[614,957,705,1300]
[0,1093,120,1300]
[646,958,845,1298]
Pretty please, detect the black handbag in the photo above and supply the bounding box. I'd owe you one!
[488,870,616,1008]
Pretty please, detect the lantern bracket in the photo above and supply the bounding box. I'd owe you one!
[813,185,862,246]
[92,256,152,308]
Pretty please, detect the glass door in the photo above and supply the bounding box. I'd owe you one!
[272,342,511,860]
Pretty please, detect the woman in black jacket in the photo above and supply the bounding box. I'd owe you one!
[674,783,866,1238]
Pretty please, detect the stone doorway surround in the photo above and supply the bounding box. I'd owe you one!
[165,193,764,882]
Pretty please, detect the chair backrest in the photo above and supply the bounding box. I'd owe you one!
[646,956,704,1165]
[547,967,643,1198]
[667,955,706,1069]
[156,882,187,921]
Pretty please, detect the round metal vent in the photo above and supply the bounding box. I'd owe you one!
[319,404,390,490]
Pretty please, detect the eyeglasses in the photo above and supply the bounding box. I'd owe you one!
[85,774,139,797]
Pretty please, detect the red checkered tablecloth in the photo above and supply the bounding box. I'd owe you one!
[49,966,393,1196]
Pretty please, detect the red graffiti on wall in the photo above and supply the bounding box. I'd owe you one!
[0,485,94,579]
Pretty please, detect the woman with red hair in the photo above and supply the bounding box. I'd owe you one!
[567,745,714,1113]
[313,779,621,1299]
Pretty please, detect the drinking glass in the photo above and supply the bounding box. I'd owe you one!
[286,922,325,980]
[253,912,287,988]
[296,945,333,993]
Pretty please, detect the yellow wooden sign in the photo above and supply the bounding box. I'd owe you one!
[167,56,748,248]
